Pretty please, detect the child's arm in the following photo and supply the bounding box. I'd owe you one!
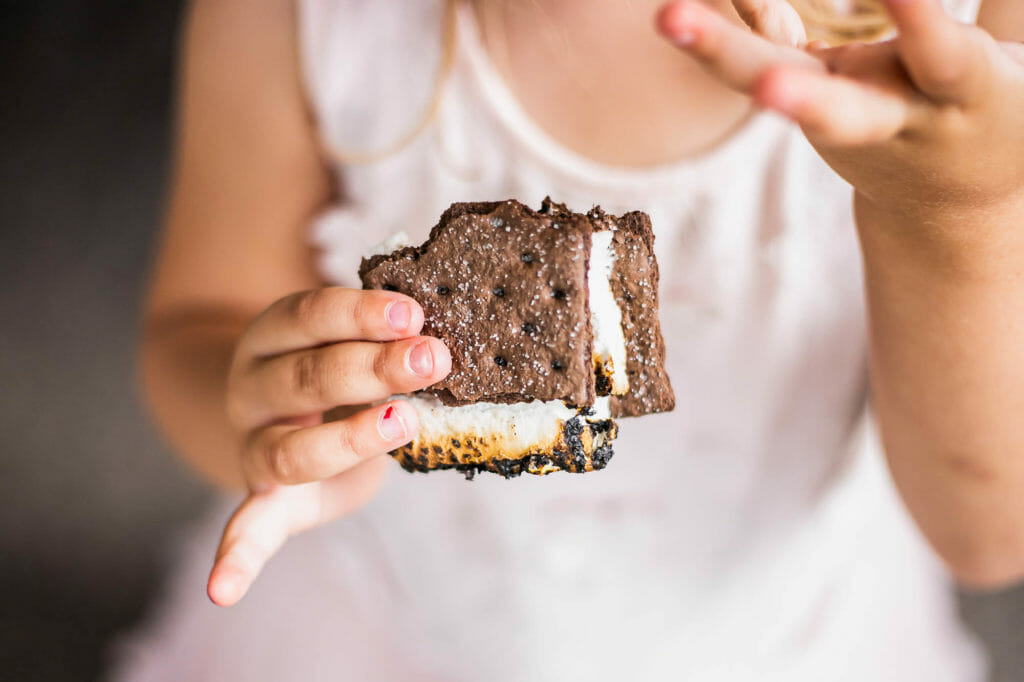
[143,0,329,489]
[142,0,450,605]
[658,0,1024,588]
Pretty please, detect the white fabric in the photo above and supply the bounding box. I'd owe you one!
[112,1,988,680]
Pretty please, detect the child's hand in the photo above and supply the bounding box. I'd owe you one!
[658,0,1024,235]
[661,1,1024,586]
[210,287,451,606]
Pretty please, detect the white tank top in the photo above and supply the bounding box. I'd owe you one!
[112,2,988,680]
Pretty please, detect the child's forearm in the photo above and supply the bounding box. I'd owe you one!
[141,307,255,491]
[856,192,1024,589]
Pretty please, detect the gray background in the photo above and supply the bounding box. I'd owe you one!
[1,2,1022,681]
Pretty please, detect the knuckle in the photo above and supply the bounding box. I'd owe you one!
[371,344,395,387]
[924,35,983,91]
[350,291,373,329]
[265,437,295,483]
[337,424,364,461]
[290,289,329,329]
[926,60,969,90]
[292,351,327,399]
[337,419,380,464]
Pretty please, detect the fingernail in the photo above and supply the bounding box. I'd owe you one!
[378,405,408,441]
[386,300,411,332]
[407,340,434,377]
[660,2,699,46]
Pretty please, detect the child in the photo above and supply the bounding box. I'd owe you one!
[115,0,1024,679]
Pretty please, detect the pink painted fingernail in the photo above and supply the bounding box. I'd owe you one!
[386,300,411,332]
[407,341,434,377]
[378,405,408,441]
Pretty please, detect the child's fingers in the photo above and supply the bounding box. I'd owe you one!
[657,0,820,94]
[315,454,392,520]
[755,66,912,147]
[234,336,451,426]
[242,400,417,488]
[209,459,390,607]
[208,488,310,607]
[241,288,425,359]
[815,40,911,93]
[881,0,991,104]
[731,0,808,47]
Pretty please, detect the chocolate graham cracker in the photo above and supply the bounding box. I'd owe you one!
[361,200,596,407]
[359,198,674,478]
[604,209,675,417]
[537,199,675,415]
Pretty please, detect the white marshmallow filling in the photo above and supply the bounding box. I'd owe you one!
[364,230,412,258]
[404,395,614,458]
[587,229,630,395]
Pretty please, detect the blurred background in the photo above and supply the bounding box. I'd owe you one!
[1,2,1022,681]
[1,2,210,680]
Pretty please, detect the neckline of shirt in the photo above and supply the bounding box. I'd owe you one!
[454,2,784,192]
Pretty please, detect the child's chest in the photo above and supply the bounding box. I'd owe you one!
[473,0,754,167]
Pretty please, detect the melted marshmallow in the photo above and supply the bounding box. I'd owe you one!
[364,231,412,259]
[588,229,630,395]
[405,395,612,455]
